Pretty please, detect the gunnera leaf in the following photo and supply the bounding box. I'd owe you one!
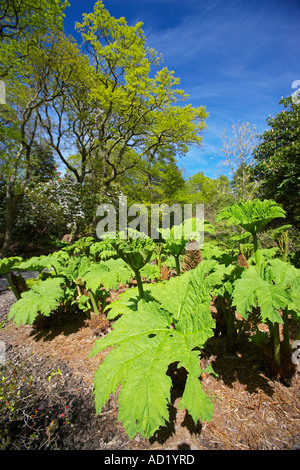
[232,259,297,324]
[0,256,23,274]
[8,277,65,327]
[90,261,220,439]
[82,258,133,293]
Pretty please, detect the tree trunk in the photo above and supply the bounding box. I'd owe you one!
[0,177,20,258]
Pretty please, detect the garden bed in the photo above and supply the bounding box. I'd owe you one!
[1,287,299,451]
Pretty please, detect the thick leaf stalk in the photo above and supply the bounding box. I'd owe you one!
[133,268,145,299]
[252,232,260,265]
[4,273,21,300]
[273,322,281,367]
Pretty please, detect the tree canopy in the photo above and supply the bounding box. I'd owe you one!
[0,0,209,254]
[251,96,300,228]
[1,0,298,257]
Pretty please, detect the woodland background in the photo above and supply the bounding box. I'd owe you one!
[0,0,299,258]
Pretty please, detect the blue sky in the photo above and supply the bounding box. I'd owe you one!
[64,0,300,180]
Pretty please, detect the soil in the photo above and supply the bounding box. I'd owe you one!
[0,286,300,451]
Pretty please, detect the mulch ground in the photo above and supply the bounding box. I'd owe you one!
[0,286,299,451]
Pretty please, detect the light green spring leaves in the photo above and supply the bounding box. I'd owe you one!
[232,259,300,323]
[90,260,223,439]
[216,199,286,235]
[8,277,65,327]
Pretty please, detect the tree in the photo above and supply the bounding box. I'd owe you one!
[1,0,208,254]
[221,121,258,201]
[174,172,234,221]
[71,1,208,191]
[251,96,300,228]
[0,0,69,40]
[27,141,57,184]
[37,35,101,186]
[119,148,185,205]
[0,0,69,256]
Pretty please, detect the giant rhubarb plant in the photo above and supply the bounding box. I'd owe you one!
[8,277,66,327]
[159,219,214,276]
[7,249,133,326]
[232,258,300,368]
[90,260,225,439]
[0,257,23,300]
[109,230,155,299]
[216,199,286,264]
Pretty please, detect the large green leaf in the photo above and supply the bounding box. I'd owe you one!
[82,258,133,293]
[232,261,297,324]
[8,277,65,327]
[104,258,134,285]
[258,258,298,285]
[60,256,90,282]
[90,263,217,439]
[83,263,117,292]
[150,271,192,320]
[110,231,155,272]
[0,257,23,275]
[216,199,286,234]
[151,260,223,331]
[17,252,70,274]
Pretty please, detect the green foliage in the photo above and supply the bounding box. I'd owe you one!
[201,242,237,267]
[8,277,65,327]
[174,173,235,220]
[0,257,22,274]
[216,199,286,235]
[232,259,300,366]
[0,0,69,41]
[252,96,300,228]
[82,258,133,292]
[7,246,131,324]
[216,199,286,264]
[233,262,287,324]
[90,261,222,439]
[5,220,300,440]
[119,149,185,207]
[88,239,119,262]
[109,230,155,298]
